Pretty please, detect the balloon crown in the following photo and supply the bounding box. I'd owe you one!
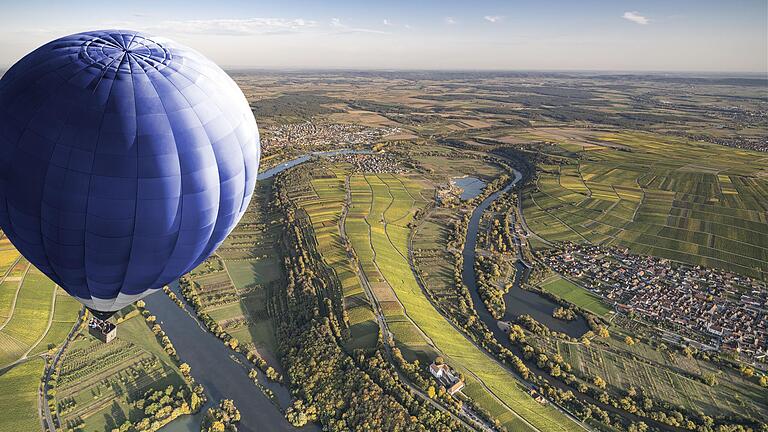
[57,30,175,75]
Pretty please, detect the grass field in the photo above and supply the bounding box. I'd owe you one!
[0,358,44,432]
[539,276,613,318]
[522,130,768,279]
[343,171,580,432]
[284,165,380,350]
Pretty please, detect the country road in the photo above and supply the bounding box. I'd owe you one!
[40,308,84,432]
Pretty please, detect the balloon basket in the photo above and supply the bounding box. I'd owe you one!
[88,316,117,344]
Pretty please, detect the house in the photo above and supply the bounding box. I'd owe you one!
[429,361,465,395]
[88,318,117,343]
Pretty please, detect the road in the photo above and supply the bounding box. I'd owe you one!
[40,308,84,432]
[338,175,490,432]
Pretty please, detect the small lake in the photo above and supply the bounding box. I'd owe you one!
[451,176,486,200]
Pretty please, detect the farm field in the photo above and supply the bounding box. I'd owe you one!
[0,358,44,432]
[186,179,291,365]
[522,130,768,279]
[548,332,768,421]
[284,164,380,350]
[343,170,580,432]
[538,275,613,318]
[0,263,80,368]
[55,308,189,432]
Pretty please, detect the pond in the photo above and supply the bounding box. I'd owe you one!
[450,176,486,200]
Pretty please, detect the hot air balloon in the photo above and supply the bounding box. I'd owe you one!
[0,30,260,321]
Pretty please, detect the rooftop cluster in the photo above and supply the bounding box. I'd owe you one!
[325,152,406,173]
[261,122,402,153]
[540,242,767,361]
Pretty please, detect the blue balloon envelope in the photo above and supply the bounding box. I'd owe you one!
[0,30,260,314]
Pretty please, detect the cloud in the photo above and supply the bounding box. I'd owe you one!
[330,17,343,28]
[622,11,649,25]
[383,19,392,26]
[445,17,456,25]
[484,15,504,23]
[328,17,388,34]
[158,18,317,36]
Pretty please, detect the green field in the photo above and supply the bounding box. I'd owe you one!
[0,358,44,432]
[344,171,580,432]
[294,166,381,350]
[522,130,768,279]
[539,276,613,318]
[0,263,80,368]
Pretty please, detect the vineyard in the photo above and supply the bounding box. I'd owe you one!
[522,130,768,279]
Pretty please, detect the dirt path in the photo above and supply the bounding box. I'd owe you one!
[0,260,29,330]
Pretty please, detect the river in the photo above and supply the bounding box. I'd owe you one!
[147,150,372,431]
[461,170,588,341]
[144,284,314,432]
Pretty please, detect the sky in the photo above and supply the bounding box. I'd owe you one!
[0,0,766,73]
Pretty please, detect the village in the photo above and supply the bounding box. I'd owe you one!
[326,152,408,173]
[540,242,768,362]
[261,121,403,154]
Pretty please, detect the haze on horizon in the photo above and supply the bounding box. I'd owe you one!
[1,0,766,73]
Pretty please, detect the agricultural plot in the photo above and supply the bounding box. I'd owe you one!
[55,311,188,432]
[523,130,768,279]
[412,208,462,311]
[346,172,580,432]
[0,266,56,366]
[0,358,44,432]
[282,165,379,350]
[539,276,613,318]
[553,334,768,421]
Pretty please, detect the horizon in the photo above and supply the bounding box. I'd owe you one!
[1,0,766,73]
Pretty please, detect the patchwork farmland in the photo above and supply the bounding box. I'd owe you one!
[522,130,768,279]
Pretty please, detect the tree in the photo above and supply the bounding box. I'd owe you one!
[201,399,240,432]
[190,392,202,412]
[759,375,768,388]
[427,386,436,399]
[593,375,606,389]
[136,300,145,309]
[624,336,635,346]
[682,345,695,358]
[266,366,279,381]
[227,338,239,350]
[597,326,610,338]
[739,365,754,377]
[702,373,717,386]
[179,363,191,377]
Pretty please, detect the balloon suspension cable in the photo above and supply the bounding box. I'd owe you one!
[86,307,116,322]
